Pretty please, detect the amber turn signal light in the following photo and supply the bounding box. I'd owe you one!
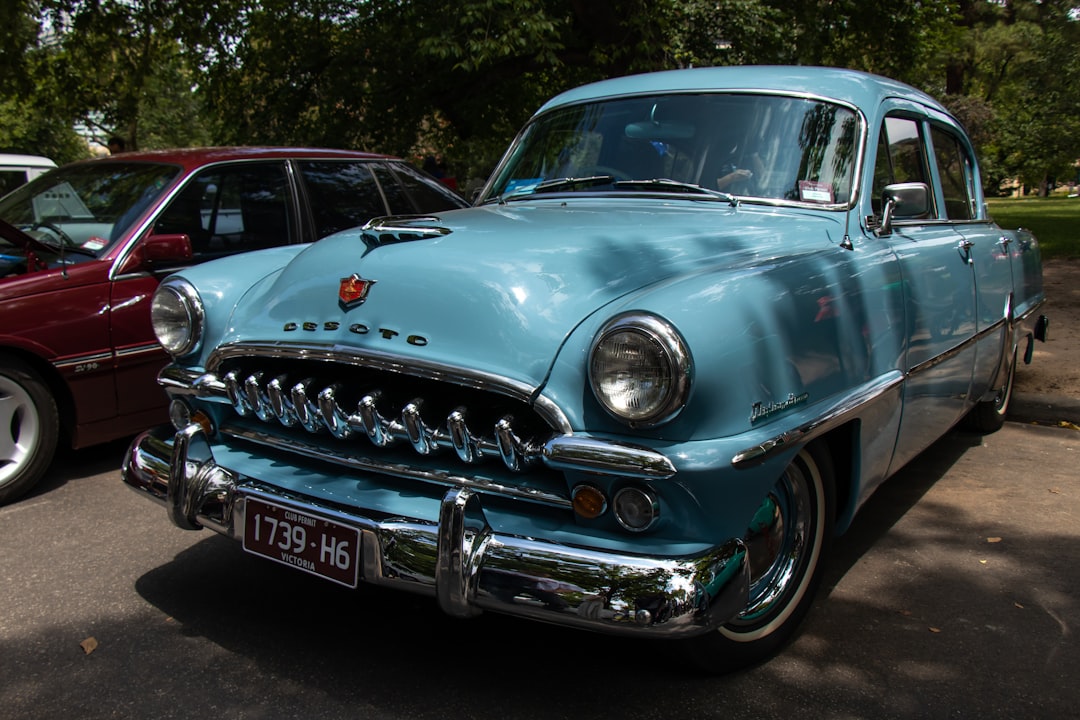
[571,484,608,519]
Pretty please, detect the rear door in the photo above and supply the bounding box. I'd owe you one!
[871,110,978,470]
[927,121,1015,402]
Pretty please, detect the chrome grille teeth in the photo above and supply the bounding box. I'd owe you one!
[225,369,547,472]
[496,416,532,471]
[447,407,480,463]
[244,372,275,422]
[266,375,297,427]
[290,380,322,433]
[357,393,392,447]
[402,400,436,455]
[224,370,248,416]
[318,384,352,439]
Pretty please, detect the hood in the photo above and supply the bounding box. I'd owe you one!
[224,199,842,387]
[0,219,51,277]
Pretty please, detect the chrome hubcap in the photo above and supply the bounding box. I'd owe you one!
[0,375,39,486]
[722,449,823,637]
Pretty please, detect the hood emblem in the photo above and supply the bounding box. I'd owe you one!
[339,274,376,308]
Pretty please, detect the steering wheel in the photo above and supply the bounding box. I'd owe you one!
[30,221,79,249]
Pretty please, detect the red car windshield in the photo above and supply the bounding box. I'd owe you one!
[0,161,180,258]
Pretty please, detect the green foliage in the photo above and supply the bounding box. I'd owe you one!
[0,95,90,163]
[0,0,42,97]
[941,1,1080,195]
[31,0,221,150]
[987,196,1080,260]
[668,0,789,67]
[3,0,1079,190]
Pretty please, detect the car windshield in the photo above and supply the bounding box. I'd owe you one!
[0,161,180,258]
[482,92,860,207]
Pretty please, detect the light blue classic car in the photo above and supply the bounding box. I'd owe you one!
[123,66,1047,671]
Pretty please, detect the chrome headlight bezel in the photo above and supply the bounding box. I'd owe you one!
[151,277,205,358]
[587,312,692,428]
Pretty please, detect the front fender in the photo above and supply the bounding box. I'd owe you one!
[542,241,904,442]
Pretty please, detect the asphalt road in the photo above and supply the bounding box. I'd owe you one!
[2,421,1077,720]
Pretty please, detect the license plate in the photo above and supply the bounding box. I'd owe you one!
[243,497,360,588]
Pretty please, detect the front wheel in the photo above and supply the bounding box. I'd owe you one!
[0,356,60,504]
[682,444,835,673]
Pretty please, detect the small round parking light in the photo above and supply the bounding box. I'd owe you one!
[169,399,213,435]
[613,487,659,532]
[571,484,608,519]
[169,399,192,431]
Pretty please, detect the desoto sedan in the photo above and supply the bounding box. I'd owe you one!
[122,67,1047,672]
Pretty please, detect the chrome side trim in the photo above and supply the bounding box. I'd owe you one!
[52,351,113,369]
[122,425,750,638]
[908,296,1044,379]
[115,343,166,360]
[907,329,982,377]
[731,371,904,468]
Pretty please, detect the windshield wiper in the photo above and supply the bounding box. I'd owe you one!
[495,174,617,203]
[533,175,616,193]
[17,223,97,257]
[612,178,738,206]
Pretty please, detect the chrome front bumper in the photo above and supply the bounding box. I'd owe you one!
[122,424,750,638]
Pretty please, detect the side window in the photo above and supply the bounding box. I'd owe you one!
[297,161,388,239]
[374,162,467,215]
[872,116,933,217]
[155,162,293,260]
[930,126,976,220]
[0,169,29,196]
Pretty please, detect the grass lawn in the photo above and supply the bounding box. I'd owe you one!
[986,195,1080,260]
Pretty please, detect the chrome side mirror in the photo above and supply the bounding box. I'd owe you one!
[875,182,930,237]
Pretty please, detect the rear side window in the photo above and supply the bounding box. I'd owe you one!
[0,169,29,196]
[930,126,976,220]
[298,161,388,239]
[375,162,467,215]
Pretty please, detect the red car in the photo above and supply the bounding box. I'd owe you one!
[0,147,468,504]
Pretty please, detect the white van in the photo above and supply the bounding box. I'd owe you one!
[0,153,57,197]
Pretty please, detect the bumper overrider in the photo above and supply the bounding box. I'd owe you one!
[123,423,751,638]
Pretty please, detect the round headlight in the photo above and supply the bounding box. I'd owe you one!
[588,313,691,427]
[151,278,204,357]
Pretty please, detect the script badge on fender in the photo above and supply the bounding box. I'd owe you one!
[339,274,376,309]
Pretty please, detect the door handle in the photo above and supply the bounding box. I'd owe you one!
[957,238,974,264]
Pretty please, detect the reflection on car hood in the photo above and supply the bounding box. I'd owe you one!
[222,200,841,386]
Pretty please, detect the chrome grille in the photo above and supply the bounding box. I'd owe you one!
[218,359,556,474]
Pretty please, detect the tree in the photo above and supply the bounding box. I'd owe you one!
[0,4,90,162]
[942,1,1080,195]
[5,0,1078,194]
[37,0,216,150]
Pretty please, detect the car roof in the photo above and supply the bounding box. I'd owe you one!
[537,65,948,117]
[0,153,57,168]
[72,146,396,172]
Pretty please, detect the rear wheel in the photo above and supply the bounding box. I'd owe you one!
[683,444,835,673]
[0,356,60,504]
[966,348,1016,434]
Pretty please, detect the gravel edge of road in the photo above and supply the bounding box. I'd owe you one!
[1010,391,1080,426]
